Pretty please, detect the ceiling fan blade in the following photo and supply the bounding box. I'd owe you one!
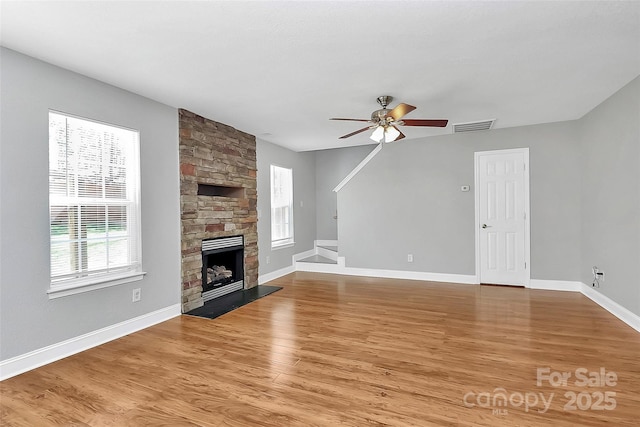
[393,127,405,141]
[386,103,416,121]
[330,118,370,122]
[401,119,449,127]
[339,126,371,139]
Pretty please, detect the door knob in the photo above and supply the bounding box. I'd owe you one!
[482,224,491,229]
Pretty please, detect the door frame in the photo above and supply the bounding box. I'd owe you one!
[474,148,531,287]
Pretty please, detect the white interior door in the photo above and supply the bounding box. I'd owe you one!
[476,149,529,286]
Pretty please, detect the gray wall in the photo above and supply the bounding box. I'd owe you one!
[0,48,181,360]
[338,121,582,280]
[580,76,640,315]
[315,145,376,240]
[256,139,316,276]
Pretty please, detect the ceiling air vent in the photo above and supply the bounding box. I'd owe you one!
[452,119,495,133]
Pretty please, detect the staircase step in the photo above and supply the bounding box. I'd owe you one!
[297,255,337,265]
[316,244,338,262]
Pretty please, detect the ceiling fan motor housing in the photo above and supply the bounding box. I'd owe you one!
[372,95,394,124]
[371,109,391,123]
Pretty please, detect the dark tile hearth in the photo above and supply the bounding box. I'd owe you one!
[184,285,282,320]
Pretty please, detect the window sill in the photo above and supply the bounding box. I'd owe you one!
[271,241,295,251]
[48,271,146,299]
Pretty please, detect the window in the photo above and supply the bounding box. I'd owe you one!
[270,165,294,248]
[48,111,142,296]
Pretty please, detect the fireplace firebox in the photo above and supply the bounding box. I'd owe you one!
[201,235,244,302]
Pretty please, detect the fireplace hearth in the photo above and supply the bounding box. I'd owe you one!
[201,236,244,302]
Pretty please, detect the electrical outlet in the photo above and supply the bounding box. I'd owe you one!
[407,254,413,263]
[266,256,270,264]
[132,288,141,302]
[592,266,604,287]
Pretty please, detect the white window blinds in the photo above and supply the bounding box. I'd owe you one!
[49,112,141,287]
[270,165,294,247]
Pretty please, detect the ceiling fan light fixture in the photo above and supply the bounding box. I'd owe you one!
[370,125,385,143]
[369,125,401,143]
[384,125,400,142]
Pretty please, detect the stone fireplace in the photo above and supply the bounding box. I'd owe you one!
[179,109,258,313]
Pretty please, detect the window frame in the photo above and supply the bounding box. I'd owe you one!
[270,164,294,249]
[47,110,145,298]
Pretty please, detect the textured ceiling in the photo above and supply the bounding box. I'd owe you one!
[1,1,639,151]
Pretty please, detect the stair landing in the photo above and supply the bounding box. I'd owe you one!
[297,255,337,264]
[295,241,344,272]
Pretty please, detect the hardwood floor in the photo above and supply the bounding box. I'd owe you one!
[1,272,639,426]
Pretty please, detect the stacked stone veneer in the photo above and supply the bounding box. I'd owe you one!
[179,109,258,312]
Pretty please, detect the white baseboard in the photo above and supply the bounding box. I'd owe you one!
[296,261,343,274]
[525,279,639,333]
[338,267,478,284]
[294,245,476,284]
[292,249,316,262]
[295,249,477,284]
[0,304,181,381]
[580,284,640,333]
[529,279,582,292]
[315,240,338,247]
[258,265,295,285]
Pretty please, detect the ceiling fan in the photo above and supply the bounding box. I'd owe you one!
[330,95,448,143]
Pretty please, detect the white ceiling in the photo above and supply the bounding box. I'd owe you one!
[1,1,639,152]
